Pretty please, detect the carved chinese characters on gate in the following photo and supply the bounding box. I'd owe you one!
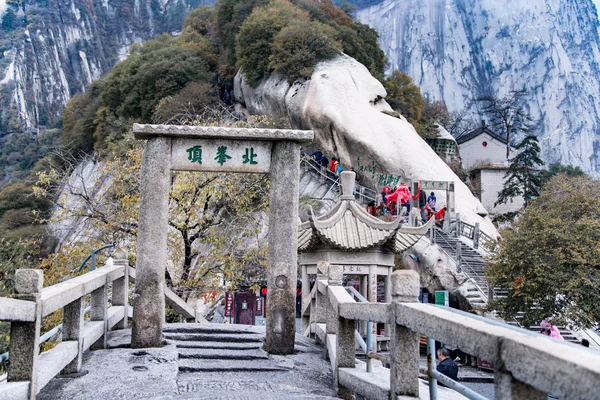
[172,139,272,173]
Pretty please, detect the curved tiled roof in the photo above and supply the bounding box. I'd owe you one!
[133,124,314,142]
[298,171,429,253]
[310,201,400,250]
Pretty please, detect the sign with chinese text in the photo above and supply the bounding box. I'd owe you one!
[256,296,263,316]
[435,290,449,307]
[224,292,234,317]
[171,138,272,173]
[343,265,366,274]
[420,180,449,191]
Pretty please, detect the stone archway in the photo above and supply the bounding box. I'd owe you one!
[130,124,313,355]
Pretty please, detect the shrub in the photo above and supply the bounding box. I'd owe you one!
[236,0,309,85]
[269,20,341,83]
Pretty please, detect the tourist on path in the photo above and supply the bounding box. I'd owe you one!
[419,188,427,223]
[427,192,437,211]
[436,348,459,382]
[329,158,337,172]
[310,149,324,164]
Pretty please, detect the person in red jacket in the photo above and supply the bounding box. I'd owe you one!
[386,183,411,214]
[329,157,337,172]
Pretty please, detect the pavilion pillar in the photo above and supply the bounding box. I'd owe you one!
[132,137,171,348]
[360,275,368,334]
[368,264,378,350]
[266,141,300,354]
[384,266,392,337]
[301,265,310,335]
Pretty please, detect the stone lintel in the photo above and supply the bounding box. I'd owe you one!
[133,124,314,143]
[299,248,395,268]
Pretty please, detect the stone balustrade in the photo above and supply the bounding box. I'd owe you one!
[306,262,600,400]
[0,252,130,400]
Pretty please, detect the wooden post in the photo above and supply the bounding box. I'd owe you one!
[90,276,108,350]
[8,269,43,399]
[389,270,420,398]
[61,297,84,374]
[112,247,129,330]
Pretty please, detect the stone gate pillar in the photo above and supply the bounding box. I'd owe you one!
[266,141,300,354]
[132,137,171,348]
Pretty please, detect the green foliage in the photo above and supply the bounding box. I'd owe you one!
[384,71,423,122]
[236,0,308,85]
[1,8,16,31]
[487,175,600,329]
[269,20,341,83]
[101,34,215,122]
[227,0,385,85]
[540,163,586,186]
[495,135,544,208]
[335,22,385,81]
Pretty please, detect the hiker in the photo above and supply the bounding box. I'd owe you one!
[320,155,329,167]
[427,192,437,211]
[335,161,343,175]
[436,348,459,382]
[381,184,392,205]
[367,201,377,216]
[419,188,427,223]
[548,320,564,340]
[310,149,324,164]
[329,157,337,172]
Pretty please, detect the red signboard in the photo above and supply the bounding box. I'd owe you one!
[224,292,234,317]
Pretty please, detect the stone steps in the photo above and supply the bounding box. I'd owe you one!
[174,341,262,351]
[164,332,263,343]
[178,348,269,360]
[178,357,288,373]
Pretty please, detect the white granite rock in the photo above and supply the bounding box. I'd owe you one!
[235,55,497,236]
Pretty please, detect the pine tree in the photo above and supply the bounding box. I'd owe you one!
[495,134,544,208]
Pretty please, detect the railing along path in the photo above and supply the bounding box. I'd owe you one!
[0,249,201,400]
[304,261,600,400]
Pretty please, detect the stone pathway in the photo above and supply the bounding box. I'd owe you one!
[39,324,338,400]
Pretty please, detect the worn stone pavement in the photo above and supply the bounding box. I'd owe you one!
[39,325,337,400]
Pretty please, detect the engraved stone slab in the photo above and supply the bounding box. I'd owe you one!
[171,138,272,173]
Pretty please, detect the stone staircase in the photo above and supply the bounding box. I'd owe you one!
[298,164,341,215]
[435,229,491,302]
[163,324,338,399]
[163,324,284,373]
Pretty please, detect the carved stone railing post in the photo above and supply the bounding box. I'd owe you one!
[61,296,84,375]
[90,275,108,350]
[8,269,43,399]
[315,261,329,343]
[455,213,461,238]
[336,304,355,399]
[326,265,343,334]
[389,270,420,398]
[112,248,130,330]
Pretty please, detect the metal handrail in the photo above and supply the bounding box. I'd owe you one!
[301,157,378,203]
[434,230,495,300]
[77,243,115,272]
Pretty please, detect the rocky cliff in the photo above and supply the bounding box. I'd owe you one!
[0,0,205,131]
[356,0,600,176]
[235,55,497,236]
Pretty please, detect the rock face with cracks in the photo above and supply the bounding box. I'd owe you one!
[234,55,497,236]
